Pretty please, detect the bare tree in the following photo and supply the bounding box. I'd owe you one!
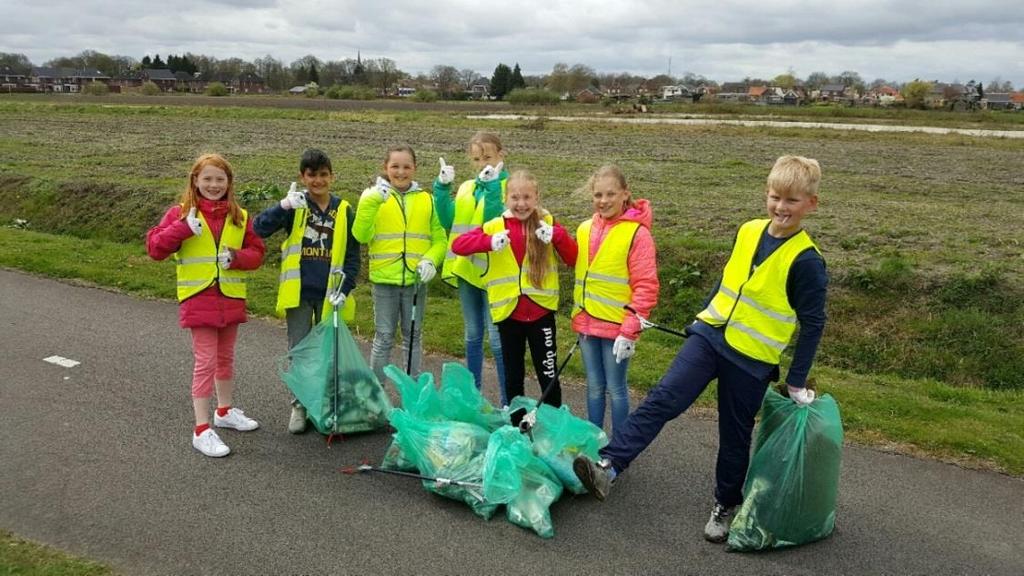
[431,65,460,98]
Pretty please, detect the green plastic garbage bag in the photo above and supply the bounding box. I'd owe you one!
[506,397,608,494]
[388,408,499,519]
[439,362,508,431]
[381,365,442,471]
[279,317,391,436]
[727,388,844,552]
[482,426,564,538]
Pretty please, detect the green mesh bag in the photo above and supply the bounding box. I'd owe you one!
[482,426,564,538]
[279,317,391,436]
[727,388,844,551]
[506,397,608,494]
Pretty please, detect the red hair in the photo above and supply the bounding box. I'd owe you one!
[178,153,243,226]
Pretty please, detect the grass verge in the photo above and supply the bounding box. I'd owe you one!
[0,530,113,576]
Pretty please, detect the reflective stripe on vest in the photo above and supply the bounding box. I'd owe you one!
[274,201,356,323]
[572,218,640,324]
[442,179,506,288]
[695,218,820,364]
[367,191,435,284]
[174,208,248,301]
[479,214,559,323]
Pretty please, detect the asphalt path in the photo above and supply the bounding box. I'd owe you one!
[1,269,1021,575]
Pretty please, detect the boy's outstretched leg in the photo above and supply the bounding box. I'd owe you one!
[573,335,719,500]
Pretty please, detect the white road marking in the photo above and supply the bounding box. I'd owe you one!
[43,355,81,368]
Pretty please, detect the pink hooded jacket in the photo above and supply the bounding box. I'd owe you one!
[571,198,659,341]
[146,198,265,329]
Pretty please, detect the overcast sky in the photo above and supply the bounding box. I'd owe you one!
[3,0,1023,86]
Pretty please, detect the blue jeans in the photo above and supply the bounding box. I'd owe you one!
[370,282,427,382]
[579,333,631,434]
[601,333,770,508]
[458,280,507,405]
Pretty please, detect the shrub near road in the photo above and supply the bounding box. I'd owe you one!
[0,100,1021,473]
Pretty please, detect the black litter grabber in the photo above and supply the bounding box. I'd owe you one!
[327,270,346,447]
[340,461,486,502]
[624,304,689,339]
[406,279,421,377]
[509,338,581,434]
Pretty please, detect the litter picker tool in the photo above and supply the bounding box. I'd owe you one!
[509,338,581,434]
[624,304,688,339]
[340,461,485,502]
[406,279,421,376]
[327,270,346,447]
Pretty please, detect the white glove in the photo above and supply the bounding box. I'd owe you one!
[328,290,347,307]
[490,230,510,252]
[374,176,393,202]
[437,157,455,185]
[612,335,636,364]
[788,385,816,406]
[279,182,307,210]
[478,161,504,183]
[217,247,233,270]
[416,260,436,283]
[535,220,554,244]
[185,207,203,236]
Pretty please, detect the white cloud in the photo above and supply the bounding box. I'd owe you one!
[2,0,1022,86]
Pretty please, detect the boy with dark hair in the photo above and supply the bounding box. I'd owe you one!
[254,148,360,433]
[574,155,828,544]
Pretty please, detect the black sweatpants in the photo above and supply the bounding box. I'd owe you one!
[496,312,561,407]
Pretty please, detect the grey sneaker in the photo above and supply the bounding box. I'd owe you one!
[573,456,614,501]
[703,502,735,543]
[288,404,307,434]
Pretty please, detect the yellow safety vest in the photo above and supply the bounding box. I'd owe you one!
[696,219,820,364]
[479,214,560,323]
[367,191,435,286]
[174,209,248,302]
[274,200,356,323]
[442,179,507,288]
[572,218,640,324]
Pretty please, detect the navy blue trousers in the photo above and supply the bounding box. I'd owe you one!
[600,334,770,507]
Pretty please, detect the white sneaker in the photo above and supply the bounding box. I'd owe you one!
[288,405,308,434]
[703,502,735,543]
[214,407,259,431]
[192,429,230,457]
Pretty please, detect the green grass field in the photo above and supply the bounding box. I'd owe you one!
[1,98,1022,480]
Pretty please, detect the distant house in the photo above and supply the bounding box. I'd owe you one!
[397,86,416,97]
[985,93,1013,111]
[467,83,490,100]
[715,82,749,102]
[233,71,265,94]
[0,65,27,91]
[748,85,770,103]
[576,87,602,103]
[110,71,143,91]
[1011,92,1024,110]
[173,71,201,93]
[141,68,177,91]
[29,67,110,92]
[819,84,847,101]
[661,85,692,100]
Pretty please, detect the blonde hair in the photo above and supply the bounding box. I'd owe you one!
[468,131,504,155]
[179,153,243,227]
[585,164,634,209]
[766,155,821,198]
[506,170,550,289]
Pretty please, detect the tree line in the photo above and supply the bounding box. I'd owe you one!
[0,50,1016,100]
